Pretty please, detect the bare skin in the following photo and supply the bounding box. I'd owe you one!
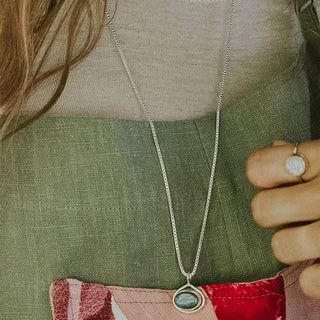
[247,139,320,299]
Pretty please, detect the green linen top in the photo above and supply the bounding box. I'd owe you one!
[0,41,313,318]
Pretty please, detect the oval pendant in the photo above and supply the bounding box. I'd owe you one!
[173,283,205,313]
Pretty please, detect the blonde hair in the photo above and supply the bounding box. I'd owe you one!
[0,0,114,140]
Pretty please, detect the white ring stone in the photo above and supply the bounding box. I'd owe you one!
[285,155,306,176]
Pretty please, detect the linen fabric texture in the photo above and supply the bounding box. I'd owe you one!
[0,43,316,319]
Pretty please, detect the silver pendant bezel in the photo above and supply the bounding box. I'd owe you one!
[173,283,205,313]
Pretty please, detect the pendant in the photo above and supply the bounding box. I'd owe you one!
[173,282,205,313]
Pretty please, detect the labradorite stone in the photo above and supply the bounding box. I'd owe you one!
[174,292,199,309]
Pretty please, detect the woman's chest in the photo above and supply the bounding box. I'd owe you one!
[25,0,309,120]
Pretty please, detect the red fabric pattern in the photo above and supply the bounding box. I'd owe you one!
[202,275,285,320]
[50,279,115,320]
[50,276,286,319]
[50,279,70,320]
[80,282,115,320]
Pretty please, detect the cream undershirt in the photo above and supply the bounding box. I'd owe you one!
[23,0,320,120]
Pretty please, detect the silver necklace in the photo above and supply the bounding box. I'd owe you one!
[105,1,236,313]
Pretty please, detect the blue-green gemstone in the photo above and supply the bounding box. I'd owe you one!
[174,292,199,309]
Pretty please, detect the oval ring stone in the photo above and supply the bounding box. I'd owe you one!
[285,155,306,176]
[174,292,199,310]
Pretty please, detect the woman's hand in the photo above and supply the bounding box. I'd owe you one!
[246,139,320,299]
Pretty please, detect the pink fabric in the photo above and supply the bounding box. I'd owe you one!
[50,279,217,320]
[109,285,217,319]
[49,263,320,320]
[50,276,286,319]
[67,279,82,320]
[280,260,320,320]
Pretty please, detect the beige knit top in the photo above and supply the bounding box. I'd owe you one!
[24,0,320,120]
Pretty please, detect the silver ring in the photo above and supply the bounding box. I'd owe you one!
[285,142,309,182]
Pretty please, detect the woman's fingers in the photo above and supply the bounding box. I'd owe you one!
[247,139,320,299]
[272,140,289,147]
[247,140,320,189]
[300,263,320,299]
[271,220,320,265]
[251,177,320,228]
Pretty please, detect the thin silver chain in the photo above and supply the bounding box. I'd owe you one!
[105,1,236,280]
